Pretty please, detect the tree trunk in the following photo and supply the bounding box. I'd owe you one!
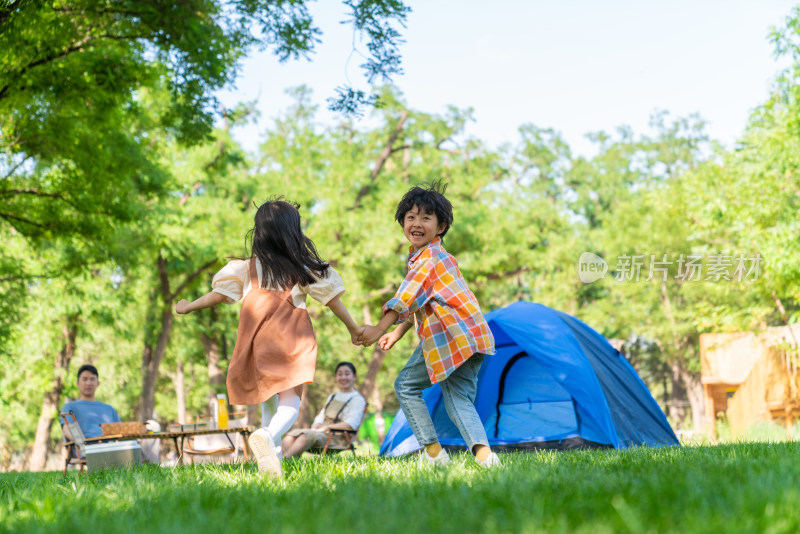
[361,345,387,407]
[140,256,174,421]
[296,388,314,428]
[29,315,78,471]
[201,308,227,423]
[680,366,705,432]
[658,282,702,429]
[140,303,173,421]
[174,360,186,424]
[669,362,688,425]
[139,255,216,421]
[360,304,393,440]
[360,345,389,440]
[402,145,411,183]
[201,324,225,391]
[351,111,408,209]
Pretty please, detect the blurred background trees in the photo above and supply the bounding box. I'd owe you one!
[2,2,799,469]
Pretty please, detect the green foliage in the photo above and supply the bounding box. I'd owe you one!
[0,0,412,354]
[6,2,800,461]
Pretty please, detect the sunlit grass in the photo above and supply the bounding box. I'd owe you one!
[2,443,800,534]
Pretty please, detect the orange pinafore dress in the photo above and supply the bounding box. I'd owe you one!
[225,259,317,405]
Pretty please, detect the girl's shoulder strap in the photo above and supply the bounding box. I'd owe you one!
[248,258,259,289]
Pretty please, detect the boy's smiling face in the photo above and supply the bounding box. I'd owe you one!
[403,205,446,251]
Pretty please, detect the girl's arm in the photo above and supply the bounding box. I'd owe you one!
[176,291,226,314]
[326,294,364,343]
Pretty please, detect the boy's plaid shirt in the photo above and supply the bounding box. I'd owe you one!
[383,237,495,383]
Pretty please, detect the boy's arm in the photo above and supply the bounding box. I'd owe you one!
[383,260,435,324]
[389,319,414,341]
[361,261,434,346]
[360,310,400,345]
[379,318,414,350]
[176,291,226,314]
[394,319,414,338]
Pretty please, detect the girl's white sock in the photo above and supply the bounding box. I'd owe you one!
[260,395,279,428]
[265,389,301,443]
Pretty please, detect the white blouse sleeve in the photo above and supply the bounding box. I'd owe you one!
[299,266,345,305]
[340,393,367,430]
[211,260,248,304]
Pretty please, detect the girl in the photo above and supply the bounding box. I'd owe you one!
[176,200,363,478]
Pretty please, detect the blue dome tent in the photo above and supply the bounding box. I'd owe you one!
[379,301,679,456]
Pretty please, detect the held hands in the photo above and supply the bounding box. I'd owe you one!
[349,325,366,346]
[355,325,386,347]
[350,324,402,348]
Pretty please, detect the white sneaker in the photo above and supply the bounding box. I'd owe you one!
[248,428,282,477]
[422,447,451,466]
[476,451,501,468]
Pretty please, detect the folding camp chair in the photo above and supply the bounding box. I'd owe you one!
[311,403,369,457]
[60,411,116,475]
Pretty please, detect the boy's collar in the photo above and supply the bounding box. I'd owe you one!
[408,237,443,260]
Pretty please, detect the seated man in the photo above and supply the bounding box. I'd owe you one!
[282,362,366,457]
[62,364,121,440]
[61,364,159,463]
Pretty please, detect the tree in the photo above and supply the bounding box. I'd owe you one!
[566,112,718,430]
[0,0,411,348]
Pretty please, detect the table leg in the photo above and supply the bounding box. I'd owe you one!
[172,437,182,466]
[242,430,250,461]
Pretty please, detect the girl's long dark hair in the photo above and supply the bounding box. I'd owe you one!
[245,199,329,288]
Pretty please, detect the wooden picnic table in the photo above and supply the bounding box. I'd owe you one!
[97,426,257,465]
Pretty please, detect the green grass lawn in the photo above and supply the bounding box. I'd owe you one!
[2,442,799,534]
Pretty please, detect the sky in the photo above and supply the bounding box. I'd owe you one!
[216,1,799,157]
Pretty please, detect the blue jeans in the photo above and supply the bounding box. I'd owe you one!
[394,343,488,452]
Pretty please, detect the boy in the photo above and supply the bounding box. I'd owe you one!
[359,181,499,467]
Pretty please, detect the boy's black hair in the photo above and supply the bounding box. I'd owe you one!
[335,361,357,375]
[77,364,98,381]
[394,180,453,238]
[246,198,330,289]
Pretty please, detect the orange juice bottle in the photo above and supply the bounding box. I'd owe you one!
[217,394,229,429]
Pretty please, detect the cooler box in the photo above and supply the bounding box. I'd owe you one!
[85,441,143,472]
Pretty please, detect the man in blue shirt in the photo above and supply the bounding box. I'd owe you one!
[61,364,161,463]
[61,364,121,440]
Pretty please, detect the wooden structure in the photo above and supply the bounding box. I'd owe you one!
[701,324,800,438]
[62,423,256,472]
